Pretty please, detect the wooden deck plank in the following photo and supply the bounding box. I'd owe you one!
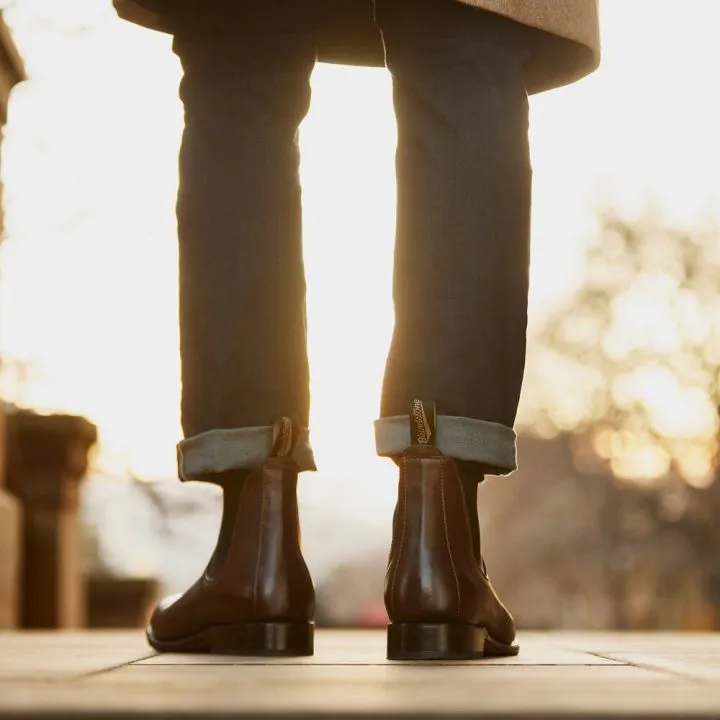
[1,631,720,718]
[136,631,622,666]
[552,632,720,654]
[0,631,151,680]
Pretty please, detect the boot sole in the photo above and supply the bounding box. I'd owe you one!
[147,621,314,657]
[387,623,519,661]
[485,632,520,658]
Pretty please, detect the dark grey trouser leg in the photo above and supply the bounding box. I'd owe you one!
[171,5,322,479]
[374,0,533,475]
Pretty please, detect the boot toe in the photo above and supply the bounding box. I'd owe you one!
[146,593,187,649]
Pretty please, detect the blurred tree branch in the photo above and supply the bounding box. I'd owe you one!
[524,208,720,485]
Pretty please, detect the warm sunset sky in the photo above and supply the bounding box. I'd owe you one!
[1,0,720,507]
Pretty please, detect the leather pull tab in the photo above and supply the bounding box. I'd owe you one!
[272,417,295,458]
[410,399,437,446]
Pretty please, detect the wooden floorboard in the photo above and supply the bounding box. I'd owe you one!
[1,630,719,718]
[0,631,153,680]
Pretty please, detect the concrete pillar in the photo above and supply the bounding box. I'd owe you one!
[0,405,22,628]
[7,411,97,629]
[0,12,26,631]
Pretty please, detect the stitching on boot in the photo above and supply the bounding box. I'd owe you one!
[452,462,490,585]
[391,456,409,617]
[439,460,461,618]
[208,474,251,587]
[253,475,266,619]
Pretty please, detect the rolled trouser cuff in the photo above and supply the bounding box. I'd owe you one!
[177,425,317,481]
[374,414,517,476]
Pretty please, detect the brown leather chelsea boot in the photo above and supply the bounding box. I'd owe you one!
[385,400,518,661]
[146,417,315,656]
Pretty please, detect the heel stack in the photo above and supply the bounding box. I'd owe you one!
[210,621,314,657]
[387,623,486,661]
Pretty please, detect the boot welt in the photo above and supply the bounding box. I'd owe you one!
[387,622,520,661]
[484,632,520,657]
[146,620,314,657]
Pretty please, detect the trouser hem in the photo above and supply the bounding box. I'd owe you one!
[177,426,317,481]
[374,414,517,476]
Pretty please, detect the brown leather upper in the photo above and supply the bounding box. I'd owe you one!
[385,445,515,645]
[149,457,314,643]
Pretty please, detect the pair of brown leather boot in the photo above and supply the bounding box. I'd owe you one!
[147,404,518,660]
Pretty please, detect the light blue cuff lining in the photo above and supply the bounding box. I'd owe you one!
[374,414,517,475]
[177,425,317,481]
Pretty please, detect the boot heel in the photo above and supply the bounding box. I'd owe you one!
[387,623,486,661]
[210,621,314,657]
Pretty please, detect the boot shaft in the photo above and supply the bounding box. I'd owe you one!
[215,456,314,621]
[385,445,481,624]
